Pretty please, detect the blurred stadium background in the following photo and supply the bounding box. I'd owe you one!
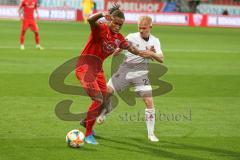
[0,0,240,27]
[0,0,240,160]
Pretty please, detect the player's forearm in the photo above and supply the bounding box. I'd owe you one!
[18,2,23,17]
[127,45,143,56]
[18,8,22,18]
[151,53,164,63]
[36,8,39,18]
[87,12,104,27]
[18,10,21,17]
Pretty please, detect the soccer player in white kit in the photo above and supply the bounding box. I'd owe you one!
[98,16,164,142]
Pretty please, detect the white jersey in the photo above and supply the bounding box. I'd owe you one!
[124,32,163,65]
[108,33,163,92]
[120,32,163,79]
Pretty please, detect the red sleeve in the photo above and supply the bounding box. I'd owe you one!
[19,0,24,8]
[35,0,38,9]
[91,22,106,32]
[118,34,130,49]
[90,22,107,38]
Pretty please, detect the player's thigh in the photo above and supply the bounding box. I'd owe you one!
[21,20,30,31]
[107,71,129,93]
[29,20,39,32]
[132,74,153,97]
[133,76,154,107]
[76,68,103,102]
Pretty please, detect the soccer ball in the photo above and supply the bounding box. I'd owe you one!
[66,129,85,148]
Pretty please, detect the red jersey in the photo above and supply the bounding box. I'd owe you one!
[79,23,129,70]
[20,0,38,20]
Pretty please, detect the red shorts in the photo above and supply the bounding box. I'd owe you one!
[76,65,107,100]
[21,19,38,32]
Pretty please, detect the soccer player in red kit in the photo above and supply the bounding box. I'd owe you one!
[18,0,43,50]
[75,4,155,145]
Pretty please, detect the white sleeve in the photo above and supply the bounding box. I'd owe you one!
[122,34,131,54]
[155,38,163,55]
[125,34,133,42]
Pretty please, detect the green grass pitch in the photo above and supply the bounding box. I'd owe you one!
[0,20,240,160]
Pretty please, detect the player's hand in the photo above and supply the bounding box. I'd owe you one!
[112,48,122,56]
[139,50,154,58]
[102,11,112,21]
[146,46,156,53]
[19,16,23,21]
[108,3,120,14]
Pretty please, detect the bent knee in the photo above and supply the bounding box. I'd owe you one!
[107,86,114,95]
[143,97,154,108]
[92,94,104,105]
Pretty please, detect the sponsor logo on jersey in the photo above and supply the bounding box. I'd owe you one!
[25,1,36,9]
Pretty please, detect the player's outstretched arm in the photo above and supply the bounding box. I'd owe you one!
[18,1,23,20]
[147,43,164,63]
[126,45,153,58]
[112,48,122,56]
[150,52,164,63]
[35,3,39,20]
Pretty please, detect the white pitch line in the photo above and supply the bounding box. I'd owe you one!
[0,46,240,53]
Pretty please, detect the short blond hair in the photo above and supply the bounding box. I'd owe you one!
[138,16,152,26]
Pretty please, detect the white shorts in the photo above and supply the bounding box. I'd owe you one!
[107,65,152,96]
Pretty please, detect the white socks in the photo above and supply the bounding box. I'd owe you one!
[145,108,155,136]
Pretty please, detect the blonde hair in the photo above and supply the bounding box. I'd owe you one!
[138,16,152,26]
